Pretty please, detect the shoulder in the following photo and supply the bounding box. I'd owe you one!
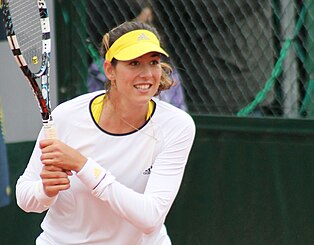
[152,98,195,136]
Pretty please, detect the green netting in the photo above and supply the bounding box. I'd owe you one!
[55,0,314,118]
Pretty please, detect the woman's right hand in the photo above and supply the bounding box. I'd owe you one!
[40,165,71,197]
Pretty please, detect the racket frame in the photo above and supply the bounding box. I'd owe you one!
[2,0,56,138]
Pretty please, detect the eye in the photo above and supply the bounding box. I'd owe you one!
[150,59,160,65]
[129,60,140,66]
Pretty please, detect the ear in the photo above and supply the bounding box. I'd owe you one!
[104,60,116,81]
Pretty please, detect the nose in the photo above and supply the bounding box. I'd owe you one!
[139,64,153,79]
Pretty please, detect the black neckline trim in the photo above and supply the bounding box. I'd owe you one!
[88,93,156,136]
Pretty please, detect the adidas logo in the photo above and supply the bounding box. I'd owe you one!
[94,167,102,179]
[143,165,153,175]
[137,33,150,41]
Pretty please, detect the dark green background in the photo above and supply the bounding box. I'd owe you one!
[2,116,314,244]
[0,12,6,41]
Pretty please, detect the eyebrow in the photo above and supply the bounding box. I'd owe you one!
[150,53,161,58]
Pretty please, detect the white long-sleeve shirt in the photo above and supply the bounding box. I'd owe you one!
[16,91,196,245]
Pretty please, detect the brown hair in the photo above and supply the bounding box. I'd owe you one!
[101,21,173,95]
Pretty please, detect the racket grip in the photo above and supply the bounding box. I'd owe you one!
[43,121,71,175]
[43,121,57,139]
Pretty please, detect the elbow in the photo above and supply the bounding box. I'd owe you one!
[141,219,163,235]
[15,182,48,213]
[15,186,28,212]
[15,190,34,213]
[16,193,31,213]
[16,198,31,213]
[16,194,47,213]
[15,178,30,212]
[139,198,171,234]
[139,210,166,234]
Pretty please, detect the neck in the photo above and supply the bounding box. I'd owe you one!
[98,95,149,134]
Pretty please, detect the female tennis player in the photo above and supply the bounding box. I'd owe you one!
[16,21,195,245]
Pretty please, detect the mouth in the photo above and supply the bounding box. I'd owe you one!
[134,84,152,90]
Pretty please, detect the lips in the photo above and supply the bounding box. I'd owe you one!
[134,84,152,90]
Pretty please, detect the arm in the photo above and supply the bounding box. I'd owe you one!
[80,118,196,234]
[15,131,71,213]
[30,114,195,233]
[15,131,56,213]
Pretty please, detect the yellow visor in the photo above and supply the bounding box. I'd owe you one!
[105,29,169,62]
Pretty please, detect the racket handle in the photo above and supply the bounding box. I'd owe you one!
[43,121,57,139]
[43,121,71,175]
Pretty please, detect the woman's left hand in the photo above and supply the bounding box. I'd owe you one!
[39,139,87,173]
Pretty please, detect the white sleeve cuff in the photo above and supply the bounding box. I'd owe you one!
[76,158,115,190]
[34,180,58,207]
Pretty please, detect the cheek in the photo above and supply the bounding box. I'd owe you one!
[115,70,135,85]
[154,69,162,82]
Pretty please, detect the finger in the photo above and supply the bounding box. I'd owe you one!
[41,158,56,167]
[40,152,57,161]
[41,154,66,168]
[39,139,55,149]
[65,170,73,176]
[43,165,64,171]
[42,164,73,177]
[44,184,71,197]
[41,170,69,179]
[42,164,65,172]
[42,176,70,186]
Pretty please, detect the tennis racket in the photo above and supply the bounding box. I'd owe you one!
[1,0,56,138]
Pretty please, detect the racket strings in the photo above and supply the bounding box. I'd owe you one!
[9,0,43,71]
